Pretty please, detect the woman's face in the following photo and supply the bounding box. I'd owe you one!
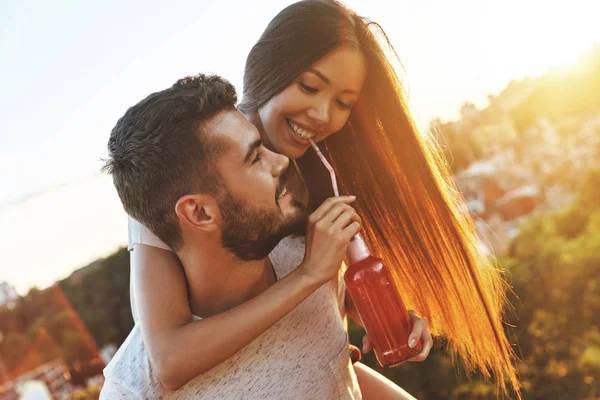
[258,47,367,159]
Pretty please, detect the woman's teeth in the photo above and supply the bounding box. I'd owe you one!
[287,119,316,140]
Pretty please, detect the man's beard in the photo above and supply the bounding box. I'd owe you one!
[219,191,307,261]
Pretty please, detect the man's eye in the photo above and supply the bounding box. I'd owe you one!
[299,82,318,93]
[252,152,262,164]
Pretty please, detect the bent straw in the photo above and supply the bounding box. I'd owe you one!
[309,140,364,246]
[309,139,339,197]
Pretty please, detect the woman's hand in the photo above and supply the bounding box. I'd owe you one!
[362,310,433,362]
[300,196,362,286]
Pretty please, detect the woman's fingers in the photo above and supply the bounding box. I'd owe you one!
[362,334,373,354]
[407,311,434,362]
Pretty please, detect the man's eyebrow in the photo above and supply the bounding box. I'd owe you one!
[243,139,262,164]
[307,68,359,94]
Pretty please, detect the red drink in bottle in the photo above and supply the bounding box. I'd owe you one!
[345,235,423,367]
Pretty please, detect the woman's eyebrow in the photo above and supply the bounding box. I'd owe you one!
[307,68,359,95]
[307,68,330,85]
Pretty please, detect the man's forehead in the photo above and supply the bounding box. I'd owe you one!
[206,109,259,156]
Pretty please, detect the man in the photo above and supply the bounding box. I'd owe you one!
[100,74,363,399]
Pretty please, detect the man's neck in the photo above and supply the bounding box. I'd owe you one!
[177,244,276,318]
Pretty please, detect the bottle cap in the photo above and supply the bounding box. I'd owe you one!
[346,234,370,264]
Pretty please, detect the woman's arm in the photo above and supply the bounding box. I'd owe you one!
[132,244,322,390]
[353,362,416,400]
[131,196,361,391]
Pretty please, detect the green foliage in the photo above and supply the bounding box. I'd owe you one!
[578,168,600,211]
[72,384,101,400]
[58,248,133,347]
[504,171,600,399]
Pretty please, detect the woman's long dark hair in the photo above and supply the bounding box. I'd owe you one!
[239,1,520,397]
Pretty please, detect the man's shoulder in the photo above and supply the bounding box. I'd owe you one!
[100,376,137,399]
[269,235,306,277]
[103,325,156,397]
[103,324,141,373]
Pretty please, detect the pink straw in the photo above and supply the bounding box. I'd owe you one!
[309,139,339,197]
[310,139,364,246]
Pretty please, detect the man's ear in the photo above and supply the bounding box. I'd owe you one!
[175,194,220,233]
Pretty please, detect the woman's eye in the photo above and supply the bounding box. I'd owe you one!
[299,82,318,93]
[337,100,352,110]
[252,152,262,164]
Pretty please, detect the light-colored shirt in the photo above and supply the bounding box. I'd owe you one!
[101,223,361,399]
[127,217,171,251]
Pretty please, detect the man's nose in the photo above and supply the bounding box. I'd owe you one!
[271,152,290,177]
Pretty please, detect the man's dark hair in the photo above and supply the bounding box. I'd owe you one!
[102,74,237,250]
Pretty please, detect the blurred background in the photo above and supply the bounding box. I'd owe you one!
[1,0,599,398]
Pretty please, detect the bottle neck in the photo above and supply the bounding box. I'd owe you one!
[346,234,371,265]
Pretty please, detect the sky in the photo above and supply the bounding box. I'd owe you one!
[1,0,599,294]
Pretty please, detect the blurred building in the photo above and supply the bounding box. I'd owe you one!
[1,359,73,400]
[16,379,52,400]
[0,285,106,398]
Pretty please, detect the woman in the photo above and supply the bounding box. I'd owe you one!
[128,0,520,398]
